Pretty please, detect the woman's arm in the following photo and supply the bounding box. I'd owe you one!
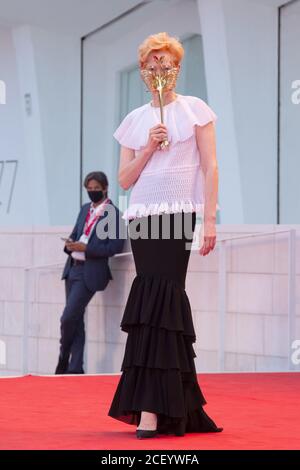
[118,145,152,190]
[118,124,169,190]
[195,121,219,254]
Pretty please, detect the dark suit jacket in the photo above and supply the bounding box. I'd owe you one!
[61,200,125,292]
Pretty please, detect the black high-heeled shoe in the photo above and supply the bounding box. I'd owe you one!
[136,429,158,439]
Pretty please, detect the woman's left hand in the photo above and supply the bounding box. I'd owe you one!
[199,221,216,256]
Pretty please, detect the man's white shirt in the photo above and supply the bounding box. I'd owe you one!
[71,200,108,261]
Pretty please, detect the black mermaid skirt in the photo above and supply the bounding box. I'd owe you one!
[108,211,223,436]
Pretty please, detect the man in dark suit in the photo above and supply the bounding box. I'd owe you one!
[55,171,125,374]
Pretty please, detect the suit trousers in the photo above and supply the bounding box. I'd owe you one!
[59,263,95,372]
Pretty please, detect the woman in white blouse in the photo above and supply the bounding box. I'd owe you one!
[108,32,222,439]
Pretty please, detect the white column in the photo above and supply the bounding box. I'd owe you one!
[197,0,278,224]
[197,0,244,223]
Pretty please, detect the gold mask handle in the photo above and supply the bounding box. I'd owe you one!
[141,58,179,150]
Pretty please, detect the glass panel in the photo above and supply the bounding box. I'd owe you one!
[280,0,300,223]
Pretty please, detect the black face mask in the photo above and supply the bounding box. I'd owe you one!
[87,190,105,203]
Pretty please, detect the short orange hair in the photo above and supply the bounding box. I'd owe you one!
[138,32,184,68]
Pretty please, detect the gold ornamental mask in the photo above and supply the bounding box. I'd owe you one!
[141,55,179,149]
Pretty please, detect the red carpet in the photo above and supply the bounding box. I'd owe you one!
[0,372,299,450]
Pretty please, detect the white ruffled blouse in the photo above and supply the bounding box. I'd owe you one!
[113,93,220,222]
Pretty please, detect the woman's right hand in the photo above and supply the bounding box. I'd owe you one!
[146,124,168,154]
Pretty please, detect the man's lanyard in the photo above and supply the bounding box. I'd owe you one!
[83,198,110,237]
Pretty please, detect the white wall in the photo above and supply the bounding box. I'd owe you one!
[0,223,299,376]
[1,0,299,376]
